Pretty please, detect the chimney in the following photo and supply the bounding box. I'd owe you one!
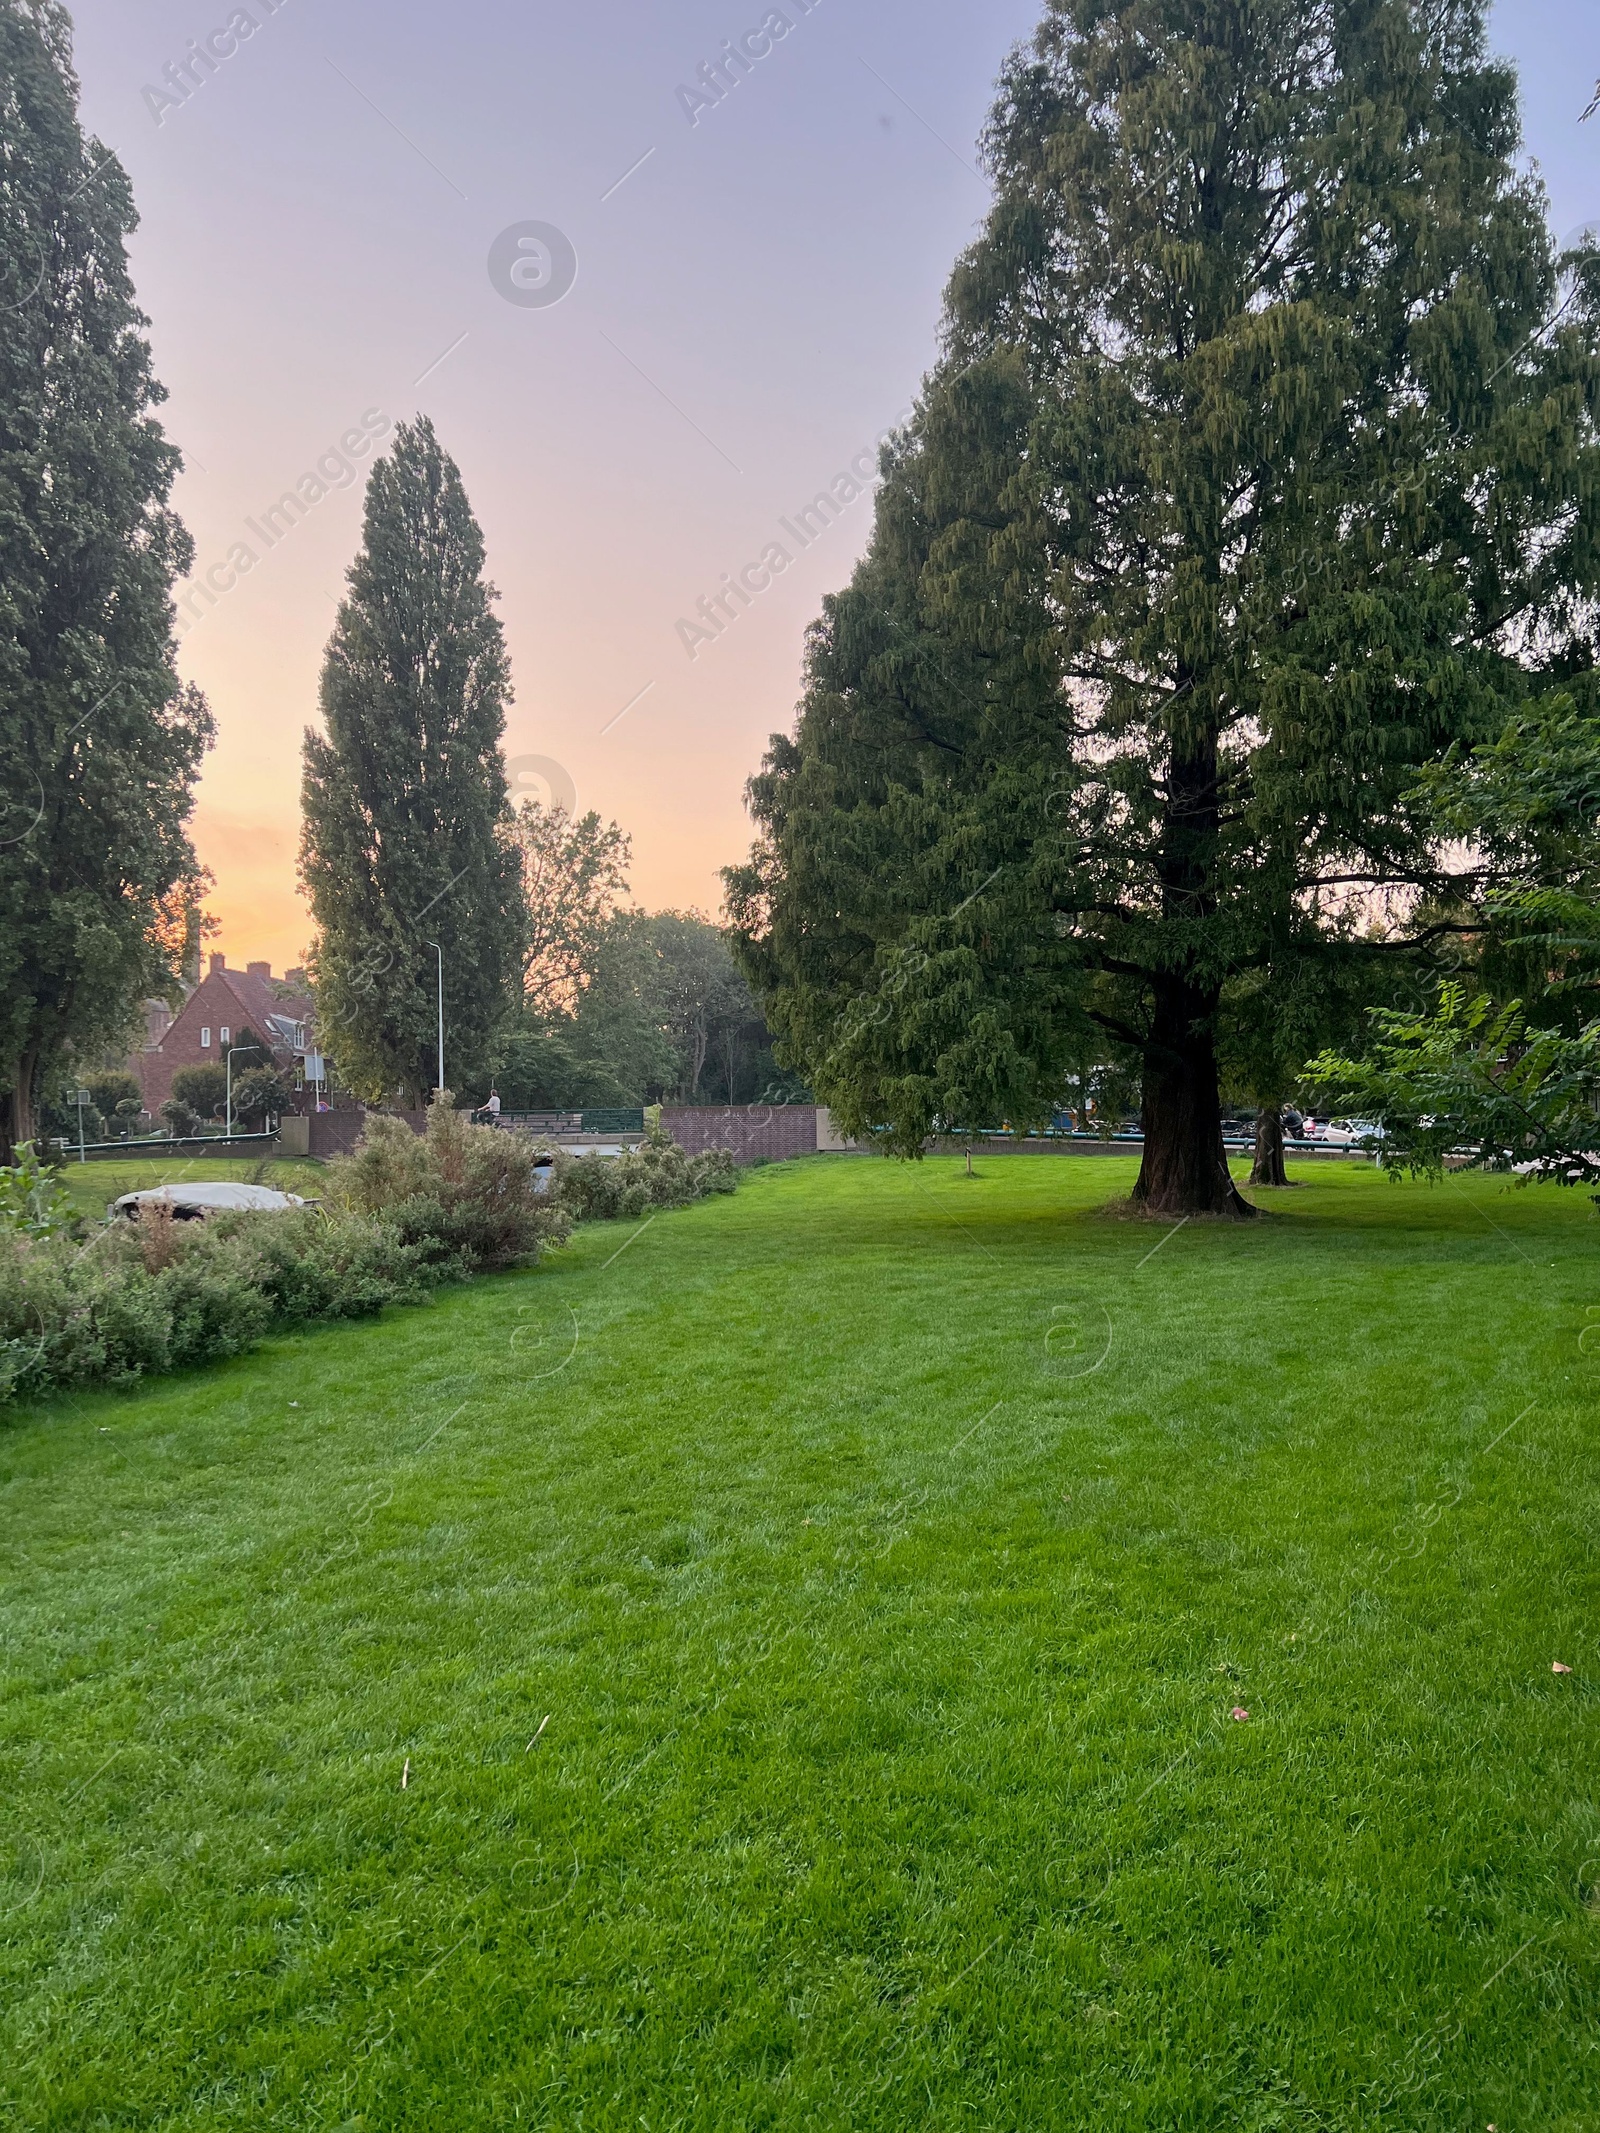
[209,953,226,977]
[247,961,271,979]
[285,967,306,989]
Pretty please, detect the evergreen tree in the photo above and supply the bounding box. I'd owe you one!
[0,0,212,1153]
[727,0,1600,1214]
[300,418,526,1106]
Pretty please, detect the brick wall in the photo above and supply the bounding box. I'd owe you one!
[280,1108,426,1158]
[660,1104,820,1165]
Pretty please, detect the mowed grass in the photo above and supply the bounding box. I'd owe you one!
[2,1155,1597,2131]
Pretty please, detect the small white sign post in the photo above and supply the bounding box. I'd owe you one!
[72,1088,91,1164]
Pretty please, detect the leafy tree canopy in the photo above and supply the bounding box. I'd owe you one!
[515,799,631,1015]
[170,1064,227,1117]
[489,911,786,1110]
[1309,683,1600,1177]
[1308,983,1600,1192]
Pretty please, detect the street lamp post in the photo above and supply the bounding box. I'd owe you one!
[427,942,444,1099]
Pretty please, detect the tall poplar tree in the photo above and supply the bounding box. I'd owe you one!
[0,0,212,1152]
[727,0,1600,1215]
[300,418,526,1106]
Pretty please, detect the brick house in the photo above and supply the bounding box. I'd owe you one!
[132,955,316,1118]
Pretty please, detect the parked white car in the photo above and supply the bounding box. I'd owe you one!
[1308,1119,1385,1149]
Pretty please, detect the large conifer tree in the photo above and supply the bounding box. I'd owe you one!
[300,418,526,1106]
[0,0,212,1152]
[727,0,1600,1214]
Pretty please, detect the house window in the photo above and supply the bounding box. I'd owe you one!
[201,1027,211,1048]
[220,1025,231,1046]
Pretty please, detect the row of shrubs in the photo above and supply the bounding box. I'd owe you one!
[0,1105,737,1409]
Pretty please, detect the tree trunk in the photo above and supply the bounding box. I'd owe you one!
[1248,1104,1290,1187]
[1132,985,1256,1219]
[1129,727,1257,1218]
[3,1052,38,1157]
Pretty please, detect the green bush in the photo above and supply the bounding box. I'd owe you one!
[0,1109,736,1411]
[222,1207,436,1323]
[0,1144,79,1241]
[82,1073,145,1139]
[327,1101,570,1273]
[0,1208,441,1408]
[171,1064,227,1119]
[0,1227,266,1403]
[157,1240,276,1371]
[560,1127,737,1223]
[232,1064,296,1129]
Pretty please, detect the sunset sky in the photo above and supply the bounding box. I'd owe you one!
[64,0,1600,976]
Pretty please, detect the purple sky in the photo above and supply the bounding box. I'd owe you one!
[60,0,1600,970]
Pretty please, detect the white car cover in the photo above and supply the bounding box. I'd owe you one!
[113,1183,309,1219]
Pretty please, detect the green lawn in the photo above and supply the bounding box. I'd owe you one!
[56,1153,328,1223]
[2,1156,1596,2130]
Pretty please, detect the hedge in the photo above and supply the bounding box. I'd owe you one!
[0,1114,737,1409]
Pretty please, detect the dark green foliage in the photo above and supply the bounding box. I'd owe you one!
[729,0,1600,1215]
[1308,982,1600,1190]
[490,1018,630,1112]
[514,797,631,1014]
[495,911,676,1110]
[231,1064,295,1128]
[1421,692,1600,1026]
[50,1098,102,1144]
[1311,692,1600,1180]
[300,418,526,1107]
[81,1071,140,1117]
[650,911,767,1102]
[170,1064,226,1118]
[0,0,212,1152]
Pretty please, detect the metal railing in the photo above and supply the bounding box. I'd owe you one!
[47,1129,282,1162]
